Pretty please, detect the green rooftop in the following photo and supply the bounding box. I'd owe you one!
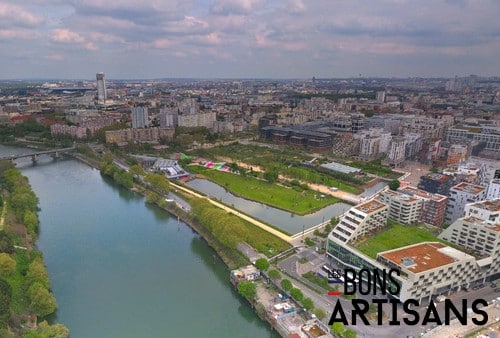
[354,221,452,259]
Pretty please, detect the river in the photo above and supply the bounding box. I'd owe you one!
[0,145,278,338]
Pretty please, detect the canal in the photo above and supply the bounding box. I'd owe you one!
[0,145,278,338]
[186,178,351,234]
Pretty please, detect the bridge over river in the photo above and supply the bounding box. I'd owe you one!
[0,147,76,163]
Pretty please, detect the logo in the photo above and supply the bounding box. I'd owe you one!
[324,268,489,327]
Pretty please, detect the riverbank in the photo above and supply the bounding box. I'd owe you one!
[0,163,69,337]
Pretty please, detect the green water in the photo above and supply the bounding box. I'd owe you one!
[8,150,278,338]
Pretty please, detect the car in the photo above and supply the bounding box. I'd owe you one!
[495,288,500,292]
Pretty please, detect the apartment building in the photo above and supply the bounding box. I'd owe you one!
[418,173,454,196]
[377,243,479,302]
[487,179,500,200]
[440,199,500,258]
[377,189,422,225]
[330,199,388,244]
[445,182,487,223]
[399,186,448,227]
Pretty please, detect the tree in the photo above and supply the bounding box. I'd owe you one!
[26,258,50,289]
[28,282,57,317]
[314,308,326,320]
[388,179,400,191]
[268,269,281,281]
[302,297,314,311]
[280,279,292,292]
[254,258,269,272]
[263,170,278,183]
[0,278,12,328]
[24,210,39,235]
[0,232,14,254]
[23,321,69,338]
[290,288,304,302]
[129,164,145,177]
[344,328,357,338]
[237,281,256,301]
[0,253,16,277]
[332,322,345,336]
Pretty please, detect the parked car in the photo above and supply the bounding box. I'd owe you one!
[494,288,500,292]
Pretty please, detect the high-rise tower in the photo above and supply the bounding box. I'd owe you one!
[96,72,107,103]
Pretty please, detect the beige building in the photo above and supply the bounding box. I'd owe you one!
[377,189,423,225]
[105,127,174,145]
[177,111,216,129]
[377,242,479,302]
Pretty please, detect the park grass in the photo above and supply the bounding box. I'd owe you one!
[189,165,339,215]
[347,160,399,178]
[355,222,453,259]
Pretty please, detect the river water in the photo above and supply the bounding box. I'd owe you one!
[0,145,277,338]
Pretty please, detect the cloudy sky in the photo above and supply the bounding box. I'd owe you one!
[1,0,499,79]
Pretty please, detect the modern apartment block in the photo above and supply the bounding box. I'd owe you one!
[440,199,499,256]
[399,186,448,227]
[330,199,388,243]
[445,182,487,223]
[377,189,422,225]
[105,127,174,145]
[377,242,480,302]
[131,106,148,128]
[487,179,500,200]
[418,173,454,196]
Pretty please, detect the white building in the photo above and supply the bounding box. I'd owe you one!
[387,137,406,166]
[487,179,500,200]
[463,199,500,225]
[132,107,148,129]
[445,182,487,224]
[377,189,423,225]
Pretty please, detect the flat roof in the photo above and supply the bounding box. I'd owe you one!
[422,173,452,183]
[451,182,485,195]
[320,161,361,174]
[381,189,419,203]
[378,242,457,274]
[469,199,500,212]
[400,186,448,202]
[354,199,387,214]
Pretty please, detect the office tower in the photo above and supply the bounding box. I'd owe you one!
[132,107,148,128]
[96,72,107,102]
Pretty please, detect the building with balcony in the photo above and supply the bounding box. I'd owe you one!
[445,182,487,224]
[377,189,422,225]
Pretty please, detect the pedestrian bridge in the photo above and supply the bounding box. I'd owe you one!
[0,147,76,163]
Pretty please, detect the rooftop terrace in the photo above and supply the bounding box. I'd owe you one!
[378,242,460,274]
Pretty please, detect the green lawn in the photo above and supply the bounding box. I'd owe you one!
[347,160,398,178]
[355,222,452,259]
[190,166,339,215]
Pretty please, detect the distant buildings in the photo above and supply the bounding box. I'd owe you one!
[177,111,216,129]
[50,117,116,139]
[387,137,406,167]
[96,72,107,103]
[445,182,487,224]
[105,127,174,145]
[132,107,148,128]
[260,125,333,151]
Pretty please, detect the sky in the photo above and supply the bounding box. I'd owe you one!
[0,0,499,80]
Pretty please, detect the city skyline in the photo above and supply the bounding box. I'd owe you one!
[1,0,500,80]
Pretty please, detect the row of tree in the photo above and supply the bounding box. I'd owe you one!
[191,198,249,249]
[0,165,68,337]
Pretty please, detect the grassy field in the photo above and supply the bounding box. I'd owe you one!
[347,160,399,178]
[355,222,452,259]
[190,165,339,215]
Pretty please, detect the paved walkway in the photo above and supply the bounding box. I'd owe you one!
[170,181,293,243]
